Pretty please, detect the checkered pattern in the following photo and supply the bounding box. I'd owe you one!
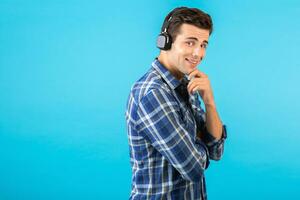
[125,59,227,200]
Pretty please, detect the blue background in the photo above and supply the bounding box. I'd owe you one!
[1,0,299,199]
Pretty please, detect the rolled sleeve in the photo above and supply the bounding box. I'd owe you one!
[202,125,227,161]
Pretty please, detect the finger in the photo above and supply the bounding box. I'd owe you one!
[188,83,207,94]
[191,86,206,95]
[188,78,209,89]
[188,69,207,80]
[188,85,204,95]
[188,80,201,92]
[187,79,207,89]
[188,70,201,80]
[198,71,208,78]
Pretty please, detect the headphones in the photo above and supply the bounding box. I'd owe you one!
[156,15,173,50]
[156,7,188,50]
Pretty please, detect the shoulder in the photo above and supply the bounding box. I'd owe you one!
[130,68,172,104]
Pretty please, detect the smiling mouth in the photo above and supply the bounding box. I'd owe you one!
[185,58,199,65]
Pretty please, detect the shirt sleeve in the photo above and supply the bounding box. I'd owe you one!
[135,88,209,182]
[191,95,227,161]
[200,125,227,161]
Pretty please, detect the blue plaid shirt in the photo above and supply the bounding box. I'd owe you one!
[125,59,227,200]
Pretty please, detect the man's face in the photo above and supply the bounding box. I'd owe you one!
[166,24,210,79]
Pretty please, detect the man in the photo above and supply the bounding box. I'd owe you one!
[125,7,227,200]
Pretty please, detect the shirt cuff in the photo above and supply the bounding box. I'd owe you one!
[203,125,227,147]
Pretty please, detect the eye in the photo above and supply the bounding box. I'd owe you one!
[201,43,208,49]
[186,41,195,46]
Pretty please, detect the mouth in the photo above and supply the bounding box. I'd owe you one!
[185,58,199,66]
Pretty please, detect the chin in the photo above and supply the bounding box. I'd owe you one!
[182,68,193,76]
[186,64,198,73]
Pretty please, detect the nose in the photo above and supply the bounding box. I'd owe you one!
[192,46,205,60]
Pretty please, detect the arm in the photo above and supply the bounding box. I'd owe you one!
[201,103,227,161]
[205,104,223,140]
[191,94,227,161]
[136,88,209,182]
[187,70,227,160]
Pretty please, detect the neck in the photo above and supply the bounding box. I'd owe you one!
[157,53,183,80]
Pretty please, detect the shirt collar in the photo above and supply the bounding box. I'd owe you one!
[152,58,184,90]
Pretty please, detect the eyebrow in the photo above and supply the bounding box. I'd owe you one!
[185,37,209,44]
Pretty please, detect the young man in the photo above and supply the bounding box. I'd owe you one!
[125,7,227,200]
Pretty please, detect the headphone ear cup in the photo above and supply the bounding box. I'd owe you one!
[156,32,172,50]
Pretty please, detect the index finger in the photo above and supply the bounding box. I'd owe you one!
[188,69,204,80]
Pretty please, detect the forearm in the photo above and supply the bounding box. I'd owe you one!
[205,103,223,140]
[186,69,224,141]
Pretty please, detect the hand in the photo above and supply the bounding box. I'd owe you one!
[187,69,216,107]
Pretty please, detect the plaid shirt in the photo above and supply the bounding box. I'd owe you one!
[125,59,227,200]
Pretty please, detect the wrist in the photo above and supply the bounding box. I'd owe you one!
[203,93,215,108]
[205,102,216,109]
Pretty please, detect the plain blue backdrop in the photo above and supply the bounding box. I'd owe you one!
[1,0,300,199]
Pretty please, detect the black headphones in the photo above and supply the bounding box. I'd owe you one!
[156,7,188,50]
[156,15,173,50]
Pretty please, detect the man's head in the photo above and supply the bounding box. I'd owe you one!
[157,7,213,80]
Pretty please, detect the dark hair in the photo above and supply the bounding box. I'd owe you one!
[161,7,213,42]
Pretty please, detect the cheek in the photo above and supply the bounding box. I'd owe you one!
[176,44,190,54]
[173,42,189,53]
[170,47,183,62]
[175,47,190,62]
